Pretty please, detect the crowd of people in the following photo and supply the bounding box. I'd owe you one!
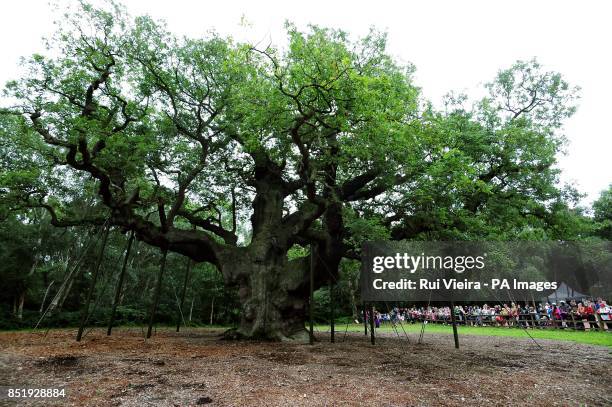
[363,298,611,331]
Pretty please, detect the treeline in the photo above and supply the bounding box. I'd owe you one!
[0,209,235,330]
[0,208,361,330]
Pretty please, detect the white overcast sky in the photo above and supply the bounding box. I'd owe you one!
[1,0,610,206]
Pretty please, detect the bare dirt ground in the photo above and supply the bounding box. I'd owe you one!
[0,327,610,406]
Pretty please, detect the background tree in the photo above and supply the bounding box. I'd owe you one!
[592,185,612,240]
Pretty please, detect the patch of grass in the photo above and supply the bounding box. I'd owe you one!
[318,323,612,347]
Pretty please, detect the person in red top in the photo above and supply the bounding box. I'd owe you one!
[552,305,562,321]
[577,302,592,331]
[584,301,596,324]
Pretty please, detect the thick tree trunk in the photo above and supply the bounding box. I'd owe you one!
[233,263,308,341]
[219,167,313,341]
[221,251,310,342]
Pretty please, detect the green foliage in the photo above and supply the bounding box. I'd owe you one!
[319,323,612,347]
[0,1,585,246]
[592,185,612,239]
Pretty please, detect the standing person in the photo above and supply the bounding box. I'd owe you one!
[519,303,529,327]
[569,299,578,329]
[500,304,510,327]
[455,305,464,325]
[551,304,562,328]
[559,301,570,328]
[529,305,537,328]
[510,303,519,327]
[473,306,481,326]
[577,302,590,331]
[597,300,610,330]
[482,304,491,326]
[585,300,596,329]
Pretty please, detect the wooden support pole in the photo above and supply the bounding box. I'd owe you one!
[107,231,134,336]
[209,296,215,325]
[146,249,168,339]
[363,303,368,336]
[450,301,459,349]
[76,224,110,342]
[176,257,192,332]
[369,304,376,345]
[309,245,315,345]
[329,280,335,343]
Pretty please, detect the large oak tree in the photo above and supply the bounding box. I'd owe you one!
[0,2,579,340]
